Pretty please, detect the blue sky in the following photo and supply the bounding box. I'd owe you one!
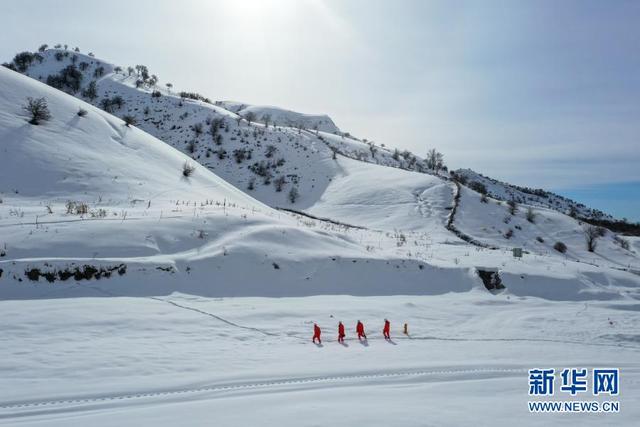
[2,0,639,220]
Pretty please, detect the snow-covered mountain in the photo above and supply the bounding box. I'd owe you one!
[1,47,639,302]
[6,49,440,210]
[2,65,456,299]
[7,47,616,224]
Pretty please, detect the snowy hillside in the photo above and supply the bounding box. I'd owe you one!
[453,168,611,220]
[219,101,341,133]
[8,48,438,211]
[2,65,456,299]
[2,47,639,299]
[454,185,638,268]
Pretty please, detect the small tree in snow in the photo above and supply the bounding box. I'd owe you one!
[182,162,195,177]
[244,111,256,125]
[507,199,518,215]
[526,207,536,223]
[192,122,204,137]
[262,113,271,128]
[23,97,51,125]
[584,225,601,252]
[81,81,98,100]
[288,186,299,203]
[13,52,37,72]
[274,175,286,192]
[425,148,445,173]
[123,115,137,127]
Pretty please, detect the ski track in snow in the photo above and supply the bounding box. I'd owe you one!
[148,296,279,337]
[0,367,527,417]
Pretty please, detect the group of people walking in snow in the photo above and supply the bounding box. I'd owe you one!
[313,319,400,344]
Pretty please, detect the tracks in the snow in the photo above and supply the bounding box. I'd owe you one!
[0,367,526,418]
[148,296,279,337]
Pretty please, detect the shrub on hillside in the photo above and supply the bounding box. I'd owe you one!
[12,52,37,71]
[192,122,204,137]
[46,65,83,93]
[123,115,137,127]
[613,235,630,250]
[23,97,51,125]
[526,207,536,223]
[469,181,488,195]
[265,145,277,158]
[2,62,17,71]
[288,187,299,203]
[274,176,286,192]
[182,162,195,177]
[81,81,98,100]
[554,241,567,253]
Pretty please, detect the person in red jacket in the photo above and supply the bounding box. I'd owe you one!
[338,321,346,343]
[312,323,322,344]
[383,318,391,340]
[356,320,366,340]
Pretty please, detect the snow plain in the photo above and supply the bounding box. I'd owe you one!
[1,292,639,426]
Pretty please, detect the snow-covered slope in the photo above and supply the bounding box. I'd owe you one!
[453,168,611,220]
[454,185,638,268]
[12,49,436,212]
[2,48,640,303]
[219,101,341,133]
[2,66,464,299]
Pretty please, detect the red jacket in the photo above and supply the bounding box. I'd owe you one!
[314,324,321,336]
[356,322,364,334]
[383,320,390,333]
[338,323,345,336]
